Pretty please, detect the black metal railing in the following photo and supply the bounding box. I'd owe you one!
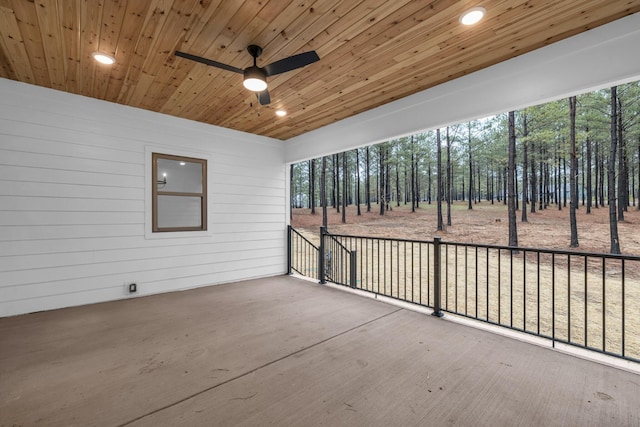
[288,226,640,363]
[438,241,640,362]
[320,227,356,287]
[287,226,320,280]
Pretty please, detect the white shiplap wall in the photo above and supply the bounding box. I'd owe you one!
[0,78,287,317]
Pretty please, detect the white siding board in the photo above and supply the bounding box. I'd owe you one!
[0,181,143,199]
[0,149,141,176]
[0,118,145,153]
[0,211,145,226]
[212,184,284,198]
[213,163,286,180]
[0,263,283,317]
[0,224,143,241]
[213,222,284,233]
[0,196,143,212]
[220,194,285,206]
[0,166,145,189]
[0,247,284,288]
[212,203,285,214]
[0,134,144,164]
[0,230,283,257]
[0,78,286,316]
[210,213,282,224]
[212,173,284,189]
[0,239,283,272]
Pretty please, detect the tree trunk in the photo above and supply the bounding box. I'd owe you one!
[446,127,452,226]
[569,96,579,247]
[581,142,585,206]
[335,154,340,213]
[437,129,444,231]
[609,87,621,254]
[366,146,371,212]
[467,123,473,209]
[586,130,592,214]
[539,145,544,211]
[310,159,316,214]
[379,145,385,215]
[415,154,420,208]
[593,141,600,209]
[563,156,567,209]
[356,149,361,215]
[599,141,605,207]
[521,114,528,222]
[428,163,432,204]
[290,164,294,219]
[386,144,391,211]
[321,156,327,227]
[396,151,401,208]
[617,98,625,221]
[530,139,537,214]
[342,152,347,223]
[508,111,519,249]
[411,136,415,212]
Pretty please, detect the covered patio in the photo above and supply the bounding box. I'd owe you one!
[2,275,638,426]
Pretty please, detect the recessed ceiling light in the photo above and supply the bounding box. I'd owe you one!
[92,52,116,65]
[179,161,186,166]
[276,110,287,117]
[459,6,486,26]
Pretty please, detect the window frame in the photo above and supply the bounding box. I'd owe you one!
[152,152,207,233]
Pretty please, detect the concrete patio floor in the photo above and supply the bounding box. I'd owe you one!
[1,275,639,426]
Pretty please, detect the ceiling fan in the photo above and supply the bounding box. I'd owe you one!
[175,45,320,105]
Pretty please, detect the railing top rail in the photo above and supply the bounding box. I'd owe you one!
[324,231,640,261]
[326,232,435,246]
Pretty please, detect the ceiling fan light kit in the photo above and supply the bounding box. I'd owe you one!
[175,44,319,105]
[243,66,267,92]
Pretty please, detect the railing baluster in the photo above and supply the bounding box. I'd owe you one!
[465,245,468,316]
[510,249,513,328]
[568,254,571,344]
[622,259,625,358]
[537,251,540,336]
[498,249,502,325]
[552,253,556,348]
[584,255,588,348]
[432,236,443,317]
[484,248,490,322]
[455,245,458,312]
[602,257,606,353]
[523,250,527,331]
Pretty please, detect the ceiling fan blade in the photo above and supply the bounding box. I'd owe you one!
[257,90,271,105]
[263,51,320,77]
[175,51,244,74]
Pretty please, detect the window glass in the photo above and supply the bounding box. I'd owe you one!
[157,196,202,228]
[152,153,207,232]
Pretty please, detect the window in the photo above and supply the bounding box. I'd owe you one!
[152,153,207,232]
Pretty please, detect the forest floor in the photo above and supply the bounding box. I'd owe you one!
[291,200,640,256]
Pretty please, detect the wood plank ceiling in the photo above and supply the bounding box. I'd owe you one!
[0,0,638,140]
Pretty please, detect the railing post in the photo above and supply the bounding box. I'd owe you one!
[319,226,327,284]
[432,236,443,317]
[287,225,292,275]
[350,250,357,288]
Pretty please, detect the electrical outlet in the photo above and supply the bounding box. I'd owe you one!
[128,283,137,293]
